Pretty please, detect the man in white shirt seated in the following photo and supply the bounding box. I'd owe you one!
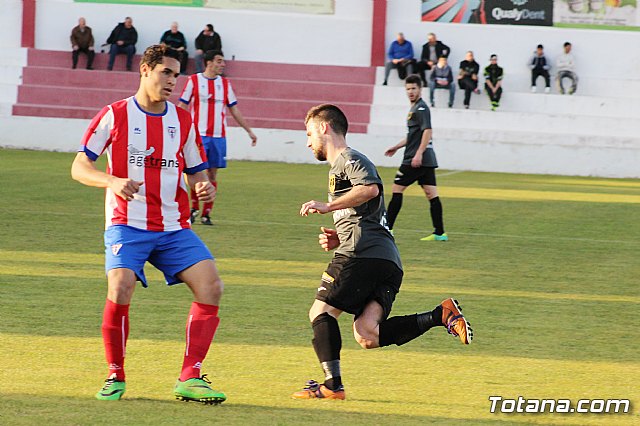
[556,42,578,95]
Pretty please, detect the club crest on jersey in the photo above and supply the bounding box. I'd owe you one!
[329,175,336,193]
[111,244,123,256]
[407,112,414,121]
[167,126,176,139]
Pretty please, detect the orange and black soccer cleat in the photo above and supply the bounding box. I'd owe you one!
[291,380,345,400]
[440,298,473,344]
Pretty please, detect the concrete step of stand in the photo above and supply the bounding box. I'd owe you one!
[368,105,639,138]
[375,66,640,100]
[21,67,374,104]
[28,49,376,83]
[372,85,640,118]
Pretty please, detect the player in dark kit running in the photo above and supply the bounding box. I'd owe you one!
[385,74,447,241]
[292,104,473,400]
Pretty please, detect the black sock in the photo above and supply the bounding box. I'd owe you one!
[387,193,403,230]
[312,313,342,390]
[429,196,445,235]
[378,307,443,347]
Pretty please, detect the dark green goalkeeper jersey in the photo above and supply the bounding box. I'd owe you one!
[328,148,402,270]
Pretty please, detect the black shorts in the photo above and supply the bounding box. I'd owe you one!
[394,164,437,187]
[316,254,403,319]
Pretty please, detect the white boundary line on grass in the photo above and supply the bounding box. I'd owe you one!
[437,170,465,178]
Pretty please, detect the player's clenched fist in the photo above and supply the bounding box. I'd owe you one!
[109,177,144,201]
[194,181,216,203]
[318,227,340,251]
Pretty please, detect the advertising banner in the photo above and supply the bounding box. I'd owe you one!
[421,0,553,26]
[554,0,637,28]
[421,0,639,29]
[204,0,335,14]
[75,0,335,14]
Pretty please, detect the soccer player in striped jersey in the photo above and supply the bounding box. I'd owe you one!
[71,45,226,404]
[178,50,257,225]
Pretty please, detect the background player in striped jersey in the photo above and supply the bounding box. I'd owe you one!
[71,45,227,404]
[178,50,257,225]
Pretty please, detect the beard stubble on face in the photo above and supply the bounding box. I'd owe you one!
[314,147,327,162]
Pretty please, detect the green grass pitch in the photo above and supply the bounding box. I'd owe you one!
[0,148,638,424]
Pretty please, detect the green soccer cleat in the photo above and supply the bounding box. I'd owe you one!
[174,374,226,404]
[96,374,126,401]
[420,233,448,242]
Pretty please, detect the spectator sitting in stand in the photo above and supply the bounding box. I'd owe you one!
[161,22,188,74]
[383,32,415,85]
[529,44,551,93]
[107,17,138,71]
[484,54,504,111]
[429,56,455,108]
[457,51,480,109]
[417,33,450,86]
[556,42,578,95]
[70,17,95,70]
[194,24,222,73]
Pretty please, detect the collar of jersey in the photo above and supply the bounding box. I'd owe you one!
[200,73,220,81]
[133,96,168,117]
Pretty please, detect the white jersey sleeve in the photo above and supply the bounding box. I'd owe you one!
[179,76,195,105]
[79,106,114,161]
[183,122,208,174]
[227,80,237,107]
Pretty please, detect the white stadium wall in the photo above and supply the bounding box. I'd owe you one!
[2,0,640,178]
[2,0,23,49]
[33,0,373,66]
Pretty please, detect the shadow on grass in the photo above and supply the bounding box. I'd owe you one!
[0,393,515,425]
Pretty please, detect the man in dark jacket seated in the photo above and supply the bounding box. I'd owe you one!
[107,17,138,71]
[161,22,188,74]
[417,33,450,86]
[194,24,222,73]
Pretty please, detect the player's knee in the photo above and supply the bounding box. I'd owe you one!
[353,323,379,349]
[424,188,438,199]
[308,307,324,323]
[209,276,224,300]
[354,332,377,349]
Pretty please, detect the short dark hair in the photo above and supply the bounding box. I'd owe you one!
[438,55,447,60]
[140,44,180,71]
[537,44,544,49]
[305,104,349,137]
[564,41,571,47]
[203,50,224,66]
[405,74,422,88]
[206,24,214,32]
[490,54,497,60]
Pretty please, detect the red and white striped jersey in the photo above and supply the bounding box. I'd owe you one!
[79,96,208,232]
[179,74,237,138]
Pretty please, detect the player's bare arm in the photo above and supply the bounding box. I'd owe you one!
[186,171,216,203]
[71,152,143,201]
[385,138,407,157]
[177,100,189,111]
[229,105,257,146]
[411,128,433,168]
[300,184,379,216]
[318,227,340,251]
